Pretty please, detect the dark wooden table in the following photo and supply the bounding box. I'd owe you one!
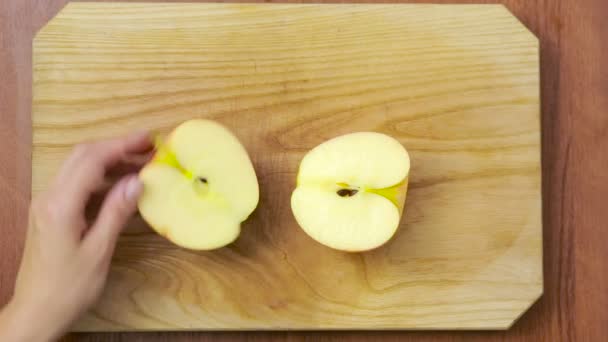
[1,0,607,341]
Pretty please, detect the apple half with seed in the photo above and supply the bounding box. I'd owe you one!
[138,120,259,250]
[291,132,410,252]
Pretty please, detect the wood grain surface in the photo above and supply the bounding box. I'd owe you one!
[31,2,541,331]
[1,0,607,341]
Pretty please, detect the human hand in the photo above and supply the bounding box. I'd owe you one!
[0,132,152,341]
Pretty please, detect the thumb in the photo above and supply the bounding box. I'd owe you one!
[83,174,142,260]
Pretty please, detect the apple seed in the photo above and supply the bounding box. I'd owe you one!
[337,189,358,197]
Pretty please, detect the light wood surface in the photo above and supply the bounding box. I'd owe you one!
[32,3,541,331]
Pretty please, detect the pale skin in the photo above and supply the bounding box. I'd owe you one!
[0,132,153,341]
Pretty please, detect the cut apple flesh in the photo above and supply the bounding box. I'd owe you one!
[291,132,410,252]
[138,120,259,250]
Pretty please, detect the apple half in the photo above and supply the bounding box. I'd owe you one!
[138,120,259,250]
[291,132,410,252]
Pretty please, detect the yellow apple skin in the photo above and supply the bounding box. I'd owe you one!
[367,178,409,215]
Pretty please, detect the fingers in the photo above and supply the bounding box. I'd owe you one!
[53,131,152,218]
[105,151,154,180]
[59,131,153,182]
[82,174,142,265]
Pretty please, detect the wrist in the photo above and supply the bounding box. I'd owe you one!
[0,297,57,342]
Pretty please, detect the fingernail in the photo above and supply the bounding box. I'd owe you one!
[124,175,143,202]
[128,130,152,145]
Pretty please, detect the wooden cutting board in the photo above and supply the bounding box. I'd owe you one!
[32,3,542,330]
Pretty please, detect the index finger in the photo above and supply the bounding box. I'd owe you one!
[53,131,153,218]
